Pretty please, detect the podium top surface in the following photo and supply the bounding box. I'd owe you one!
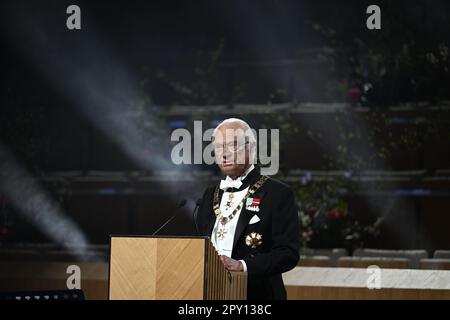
[109,235,210,240]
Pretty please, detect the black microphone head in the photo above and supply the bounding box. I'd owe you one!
[195,198,203,206]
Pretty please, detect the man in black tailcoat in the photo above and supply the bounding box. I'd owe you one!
[196,118,300,300]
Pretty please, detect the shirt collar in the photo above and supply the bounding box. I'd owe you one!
[226,164,255,183]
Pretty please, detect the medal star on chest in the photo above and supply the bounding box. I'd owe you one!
[217,227,227,240]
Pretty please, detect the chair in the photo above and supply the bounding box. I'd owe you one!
[433,250,450,259]
[298,255,331,267]
[352,248,428,269]
[419,259,450,270]
[300,248,348,267]
[337,256,410,269]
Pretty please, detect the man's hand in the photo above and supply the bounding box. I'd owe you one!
[220,255,243,271]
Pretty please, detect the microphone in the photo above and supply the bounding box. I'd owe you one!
[152,199,187,236]
[193,198,203,235]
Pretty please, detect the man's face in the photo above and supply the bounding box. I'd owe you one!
[213,125,250,179]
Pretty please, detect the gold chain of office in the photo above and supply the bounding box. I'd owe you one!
[213,175,268,226]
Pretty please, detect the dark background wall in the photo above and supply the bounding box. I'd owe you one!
[1,0,450,251]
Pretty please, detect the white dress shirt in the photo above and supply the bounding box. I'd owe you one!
[211,187,248,257]
[211,165,255,272]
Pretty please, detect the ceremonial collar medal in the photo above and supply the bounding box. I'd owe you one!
[212,175,267,240]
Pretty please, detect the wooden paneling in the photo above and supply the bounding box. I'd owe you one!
[205,241,247,300]
[155,238,205,299]
[109,236,247,300]
[286,286,450,300]
[109,237,205,300]
[224,272,247,300]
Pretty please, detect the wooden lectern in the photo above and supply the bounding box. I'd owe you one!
[108,236,247,300]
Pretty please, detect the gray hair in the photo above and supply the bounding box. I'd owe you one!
[212,118,257,145]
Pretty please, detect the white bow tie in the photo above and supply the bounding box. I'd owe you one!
[219,178,243,191]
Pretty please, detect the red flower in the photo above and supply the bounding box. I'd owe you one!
[348,86,361,100]
[306,208,317,217]
[328,209,343,220]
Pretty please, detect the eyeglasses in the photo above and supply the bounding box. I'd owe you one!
[213,141,248,154]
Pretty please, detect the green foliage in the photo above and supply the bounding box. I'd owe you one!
[294,178,383,250]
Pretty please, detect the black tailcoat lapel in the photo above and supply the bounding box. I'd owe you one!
[231,168,263,250]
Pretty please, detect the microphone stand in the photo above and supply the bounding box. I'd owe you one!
[193,198,202,235]
[152,199,187,236]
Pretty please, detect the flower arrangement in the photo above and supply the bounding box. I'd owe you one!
[295,176,383,251]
